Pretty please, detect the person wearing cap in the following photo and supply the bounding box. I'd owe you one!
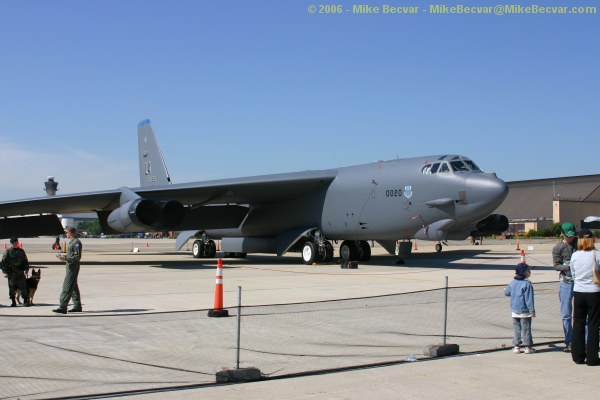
[1,237,31,307]
[552,221,578,352]
[504,262,536,354]
[569,228,600,366]
[53,226,83,314]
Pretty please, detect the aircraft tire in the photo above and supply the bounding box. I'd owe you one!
[357,241,371,262]
[302,241,317,265]
[324,241,334,262]
[192,240,204,258]
[340,241,358,261]
[435,243,443,253]
[207,240,217,258]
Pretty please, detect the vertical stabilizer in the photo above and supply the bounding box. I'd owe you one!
[138,119,172,187]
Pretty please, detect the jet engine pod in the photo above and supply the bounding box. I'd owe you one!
[470,214,509,236]
[107,198,184,232]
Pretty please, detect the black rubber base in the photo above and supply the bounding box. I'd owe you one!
[208,309,230,318]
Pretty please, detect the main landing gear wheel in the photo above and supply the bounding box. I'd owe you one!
[206,240,217,258]
[435,242,443,253]
[357,240,371,262]
[315,240,334,263]
[192,239,204,258]
[302,241,317,265]
[340,240,372,261]
[192,239,217,258]
[339,240,358,261]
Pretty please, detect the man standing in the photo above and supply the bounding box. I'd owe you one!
[552,222,577,352]
[1,237,31,307]
[53,226,83,314]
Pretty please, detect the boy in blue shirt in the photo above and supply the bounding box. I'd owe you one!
[504,262,536,354]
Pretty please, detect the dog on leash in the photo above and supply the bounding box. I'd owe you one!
[16,269,41,305]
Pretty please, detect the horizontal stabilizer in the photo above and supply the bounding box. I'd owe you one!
[0,215,64,239]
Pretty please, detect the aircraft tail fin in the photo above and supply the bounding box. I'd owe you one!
[138,119,172,187]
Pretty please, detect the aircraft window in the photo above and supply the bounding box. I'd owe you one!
[431,163,440,173]
[463,159,482,172]
[439,163,450,173]
[422,164,432,174]
[450,160,470,172]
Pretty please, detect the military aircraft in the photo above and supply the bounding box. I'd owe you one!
[0,120,509,264]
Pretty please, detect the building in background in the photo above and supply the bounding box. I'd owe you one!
[495,174,600,235]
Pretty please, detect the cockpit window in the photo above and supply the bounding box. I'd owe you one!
[463,159,481,172]
[450,160,470,172]
[423,157,484,174]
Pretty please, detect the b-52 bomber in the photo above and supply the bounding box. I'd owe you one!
[0,120,509,264]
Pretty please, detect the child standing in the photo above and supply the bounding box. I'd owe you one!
[504,262,536,354]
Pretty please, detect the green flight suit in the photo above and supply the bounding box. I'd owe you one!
[1,247,29,304]
[58,237,83,310]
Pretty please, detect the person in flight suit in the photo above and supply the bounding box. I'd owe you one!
[53,226,83,314]
[1,237,31,307]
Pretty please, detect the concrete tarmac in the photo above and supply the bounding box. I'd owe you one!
[1,237,599,399]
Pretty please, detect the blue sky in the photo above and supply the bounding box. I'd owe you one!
[1,0,598,201]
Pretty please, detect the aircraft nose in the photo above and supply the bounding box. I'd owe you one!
[465,173,508,206]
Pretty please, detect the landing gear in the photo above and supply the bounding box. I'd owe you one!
[340,240,358,261]
[302,241,317,264]
[320,240,334,262]
[434,241,447,253]
[340,240,371,262]
[301,239,334,265]
[192,239,217,258]
[358,241,371,262]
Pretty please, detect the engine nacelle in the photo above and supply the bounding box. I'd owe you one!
[470,214,509,237]
[107,198,184,232]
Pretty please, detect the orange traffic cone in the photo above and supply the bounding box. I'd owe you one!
[208,259,229,317]
[146,241,149,248]
[520,250,526,264]
[515,238,520,251]
[63,241,67,252]
[18,242,22,248]
[3,243,6,250]
[413,240,418,251]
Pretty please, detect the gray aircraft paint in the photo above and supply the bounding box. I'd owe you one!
[0,120,509,261]
[138,119,171,187]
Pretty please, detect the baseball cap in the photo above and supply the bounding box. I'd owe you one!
[515,262,533,279]
[9,237,18,244]
[561,222,576,238]
[578,229,594,239]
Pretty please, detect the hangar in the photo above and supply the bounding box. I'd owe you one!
[495,174,600,234]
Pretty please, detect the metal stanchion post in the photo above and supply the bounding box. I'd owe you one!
[443,276,448,346]
[236,286,242,370]
[424,275,459,357]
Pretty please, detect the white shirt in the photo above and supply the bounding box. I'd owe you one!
[570,249,600,293]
